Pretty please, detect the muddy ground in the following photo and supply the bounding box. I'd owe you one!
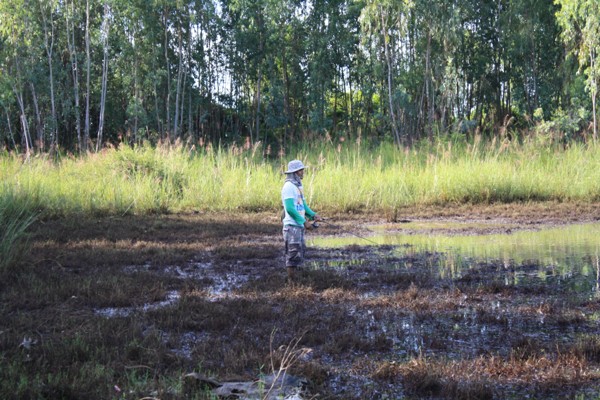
[4,202,600,399]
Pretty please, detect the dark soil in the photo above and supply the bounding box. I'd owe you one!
[3,202,600,399]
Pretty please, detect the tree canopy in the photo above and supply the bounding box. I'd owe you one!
[0,0,597,153]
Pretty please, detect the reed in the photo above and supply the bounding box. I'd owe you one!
[1,138,600,218]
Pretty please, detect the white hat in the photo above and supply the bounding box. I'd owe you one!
[284,160,306,174]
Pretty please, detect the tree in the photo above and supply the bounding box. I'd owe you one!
[65,0,82,151]
[96,1,111,151]
[0,0,34,152]
[38,0,59,150]
[556,0,600,140]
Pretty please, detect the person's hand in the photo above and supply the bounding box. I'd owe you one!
[304,220,313,229]
[314,214,322,222]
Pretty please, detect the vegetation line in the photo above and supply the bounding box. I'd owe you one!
[1,138,600,218]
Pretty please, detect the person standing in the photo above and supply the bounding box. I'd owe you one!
[281,159,321,281]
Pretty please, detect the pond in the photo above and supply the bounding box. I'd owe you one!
[310,222,600,296]
[302,221,600,398]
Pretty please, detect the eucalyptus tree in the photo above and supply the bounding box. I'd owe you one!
[359,0,413,143]
[262,0,309,146]
[123,0,179,141]
[556,0,600,140]
[169,1,192,139]
[272,1,307,146]
[0,62,17,148]
[223,0,268,143]
[222,0,302,146]
[302,0,350,138]
[95,1,111,151]
[37,0,59,149]
[314,0,361,139]
[65,0,82,150]
[192,0,226,144]
[409,0,465,137]
[0,0,35,152]
[454,0,506,130]
[501,0,562,121]
[84,0,91,150]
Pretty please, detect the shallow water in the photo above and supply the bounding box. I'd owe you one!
[91,221,600,398]
[311,222,600,295]
[95,290,180,318]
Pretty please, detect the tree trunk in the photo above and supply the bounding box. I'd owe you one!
[42,6,57,150]
[96,2,110,152]
[84,0,91,151]
[164,11,171,140]
[29,82,44,150]
[592,51,598,141]
[4,107,17,149]
[153,75,162,138]
[425,31,434,140]
[346,67,355,138]
[380,8,401,146]
[133,52,138,143]
[255,67,262,144]
[187,22,193,139]
[281,41,292,147]
[188,79,193,140]
[13,85,32,154]
[174,24,184,138]
[180,70,187,139]
[67,0,82,151]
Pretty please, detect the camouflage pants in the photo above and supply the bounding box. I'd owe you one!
[283,225,305,268]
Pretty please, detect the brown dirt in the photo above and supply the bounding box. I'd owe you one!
[4,202,600,399]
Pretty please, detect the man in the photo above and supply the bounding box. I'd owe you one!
[281,159,321,281]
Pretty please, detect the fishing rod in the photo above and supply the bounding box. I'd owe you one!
[312,218,379,245]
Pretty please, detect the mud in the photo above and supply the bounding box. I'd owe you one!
[8,202,600,399]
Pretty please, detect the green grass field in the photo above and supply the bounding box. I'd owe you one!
[2,137,600,219]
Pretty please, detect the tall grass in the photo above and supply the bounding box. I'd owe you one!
[2,138,600,218]
[0,189,37,273]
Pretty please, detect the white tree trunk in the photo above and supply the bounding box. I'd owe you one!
[174,25,184,138]
[4,107,17,149]
[84,0,91,151]
[29,82,44,149]
[164,13,171,140]
[42,9,57,150]
[380,8,401,146]
[13,85,31,154]
[96,2,110,152]
[592,52,598,141]
[66,0,82,151]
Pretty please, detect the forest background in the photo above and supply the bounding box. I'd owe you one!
[1,0,599,153]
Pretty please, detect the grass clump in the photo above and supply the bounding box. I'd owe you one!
[0,190,37,273]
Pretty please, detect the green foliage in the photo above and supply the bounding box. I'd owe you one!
[556,0,600,137]
[1,0,587,151]
[535,107,590,143]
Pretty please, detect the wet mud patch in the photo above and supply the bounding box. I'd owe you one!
[4,207,600,399]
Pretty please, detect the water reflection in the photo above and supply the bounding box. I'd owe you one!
[310,222,600,294]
